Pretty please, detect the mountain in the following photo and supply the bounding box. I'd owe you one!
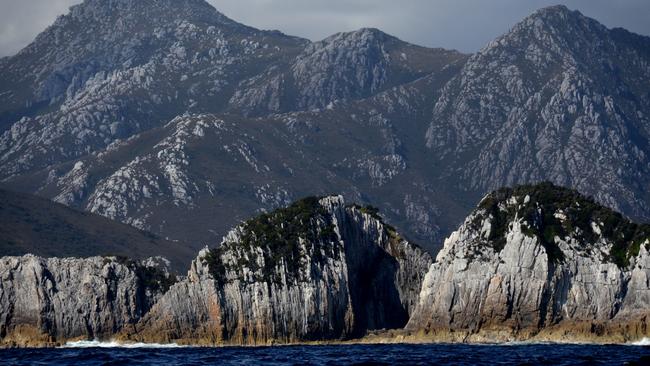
[6,80,465,252]
[2,184,650,346]
[408,183,650,343]
[0,0,467,254]
[0,0,308,176]
[426,5,650,219]
[0,1,649,259]
[230,27,461,116]
[0,189,194,270]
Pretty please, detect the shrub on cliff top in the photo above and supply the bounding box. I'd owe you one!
[205,196,341,284]
[477,182,650,267]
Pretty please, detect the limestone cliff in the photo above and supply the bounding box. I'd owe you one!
[125,196,431,344]
[3,186,650,346]
[0,255,175,347]
[407,183,650,342]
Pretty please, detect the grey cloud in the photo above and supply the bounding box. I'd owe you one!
[1,0,649,57]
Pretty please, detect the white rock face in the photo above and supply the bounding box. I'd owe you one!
[407,184,650,341]
[2,185,649,345]
[128,196,432,344]
[228,28,463,116]
[0,255,173,346]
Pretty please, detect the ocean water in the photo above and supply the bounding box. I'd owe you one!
[2,341,650,365]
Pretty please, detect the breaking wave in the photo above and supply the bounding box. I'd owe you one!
[630,338,650,346]
[62,340,185,348]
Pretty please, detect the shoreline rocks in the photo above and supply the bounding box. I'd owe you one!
[0,255,174,347]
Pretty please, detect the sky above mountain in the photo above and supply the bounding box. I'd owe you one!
[0,0,649,57]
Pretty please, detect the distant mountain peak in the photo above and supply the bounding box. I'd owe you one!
[67,0,238,26]
[478,3,609,57]
[515,4,603,36]
[530,4,573,17]
[321,27,395,45]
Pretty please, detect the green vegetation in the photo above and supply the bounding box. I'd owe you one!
[202,249,227,284]
[203,197,341,285]
[358,205,382,220]
[102,255,177,292]
[476,182,650,267]
[349,203,411,258]
[136,266,178,293]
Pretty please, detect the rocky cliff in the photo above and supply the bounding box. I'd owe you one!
[124,196,431,345]
[407,183,650,343]
[0,255,175,347]
[2,186,650,346]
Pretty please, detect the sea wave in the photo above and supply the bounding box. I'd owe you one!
[629,338,650,346]
[62,340,185,348]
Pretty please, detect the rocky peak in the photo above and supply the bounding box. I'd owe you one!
[480,5,610,67]
[314,28,394,49]
[21,0,243,63]
[67,0,237,27]
[456,182,650,268]
[124,195,432,344]
[19,0,245,67]
[425,6,650,223]
[408,182,650,342]
[0,0,254,122]
[525,4,576,22]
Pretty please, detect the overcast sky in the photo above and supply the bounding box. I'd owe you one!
[1,0,649,57]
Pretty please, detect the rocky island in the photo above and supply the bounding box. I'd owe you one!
[1,183,649,347]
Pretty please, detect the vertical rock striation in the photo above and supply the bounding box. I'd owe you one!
[125,196,431,345]
[0,255,174,347]
[407,183,650,342]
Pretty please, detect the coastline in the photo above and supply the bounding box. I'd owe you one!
[3,325,650,349]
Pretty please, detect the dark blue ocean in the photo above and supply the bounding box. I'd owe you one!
[2,342,650,365]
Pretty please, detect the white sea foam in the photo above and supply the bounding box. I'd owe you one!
[630,338,650,346]
[62,340,185,348]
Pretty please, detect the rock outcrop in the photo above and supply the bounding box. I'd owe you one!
[2,186,650,346]
[0,255,175,347]
[124,196,431,345]
[407,183,650,343]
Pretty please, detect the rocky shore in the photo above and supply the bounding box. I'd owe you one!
[2,185,650,347]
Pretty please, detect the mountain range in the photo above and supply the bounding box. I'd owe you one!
[0,0,649,266]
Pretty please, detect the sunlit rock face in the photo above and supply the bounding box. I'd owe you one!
[0,255,174,347]
[408,183,650,342]
[126,196,431,345]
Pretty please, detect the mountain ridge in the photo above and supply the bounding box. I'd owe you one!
[0,188,194,271]
[0,2,649,259]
